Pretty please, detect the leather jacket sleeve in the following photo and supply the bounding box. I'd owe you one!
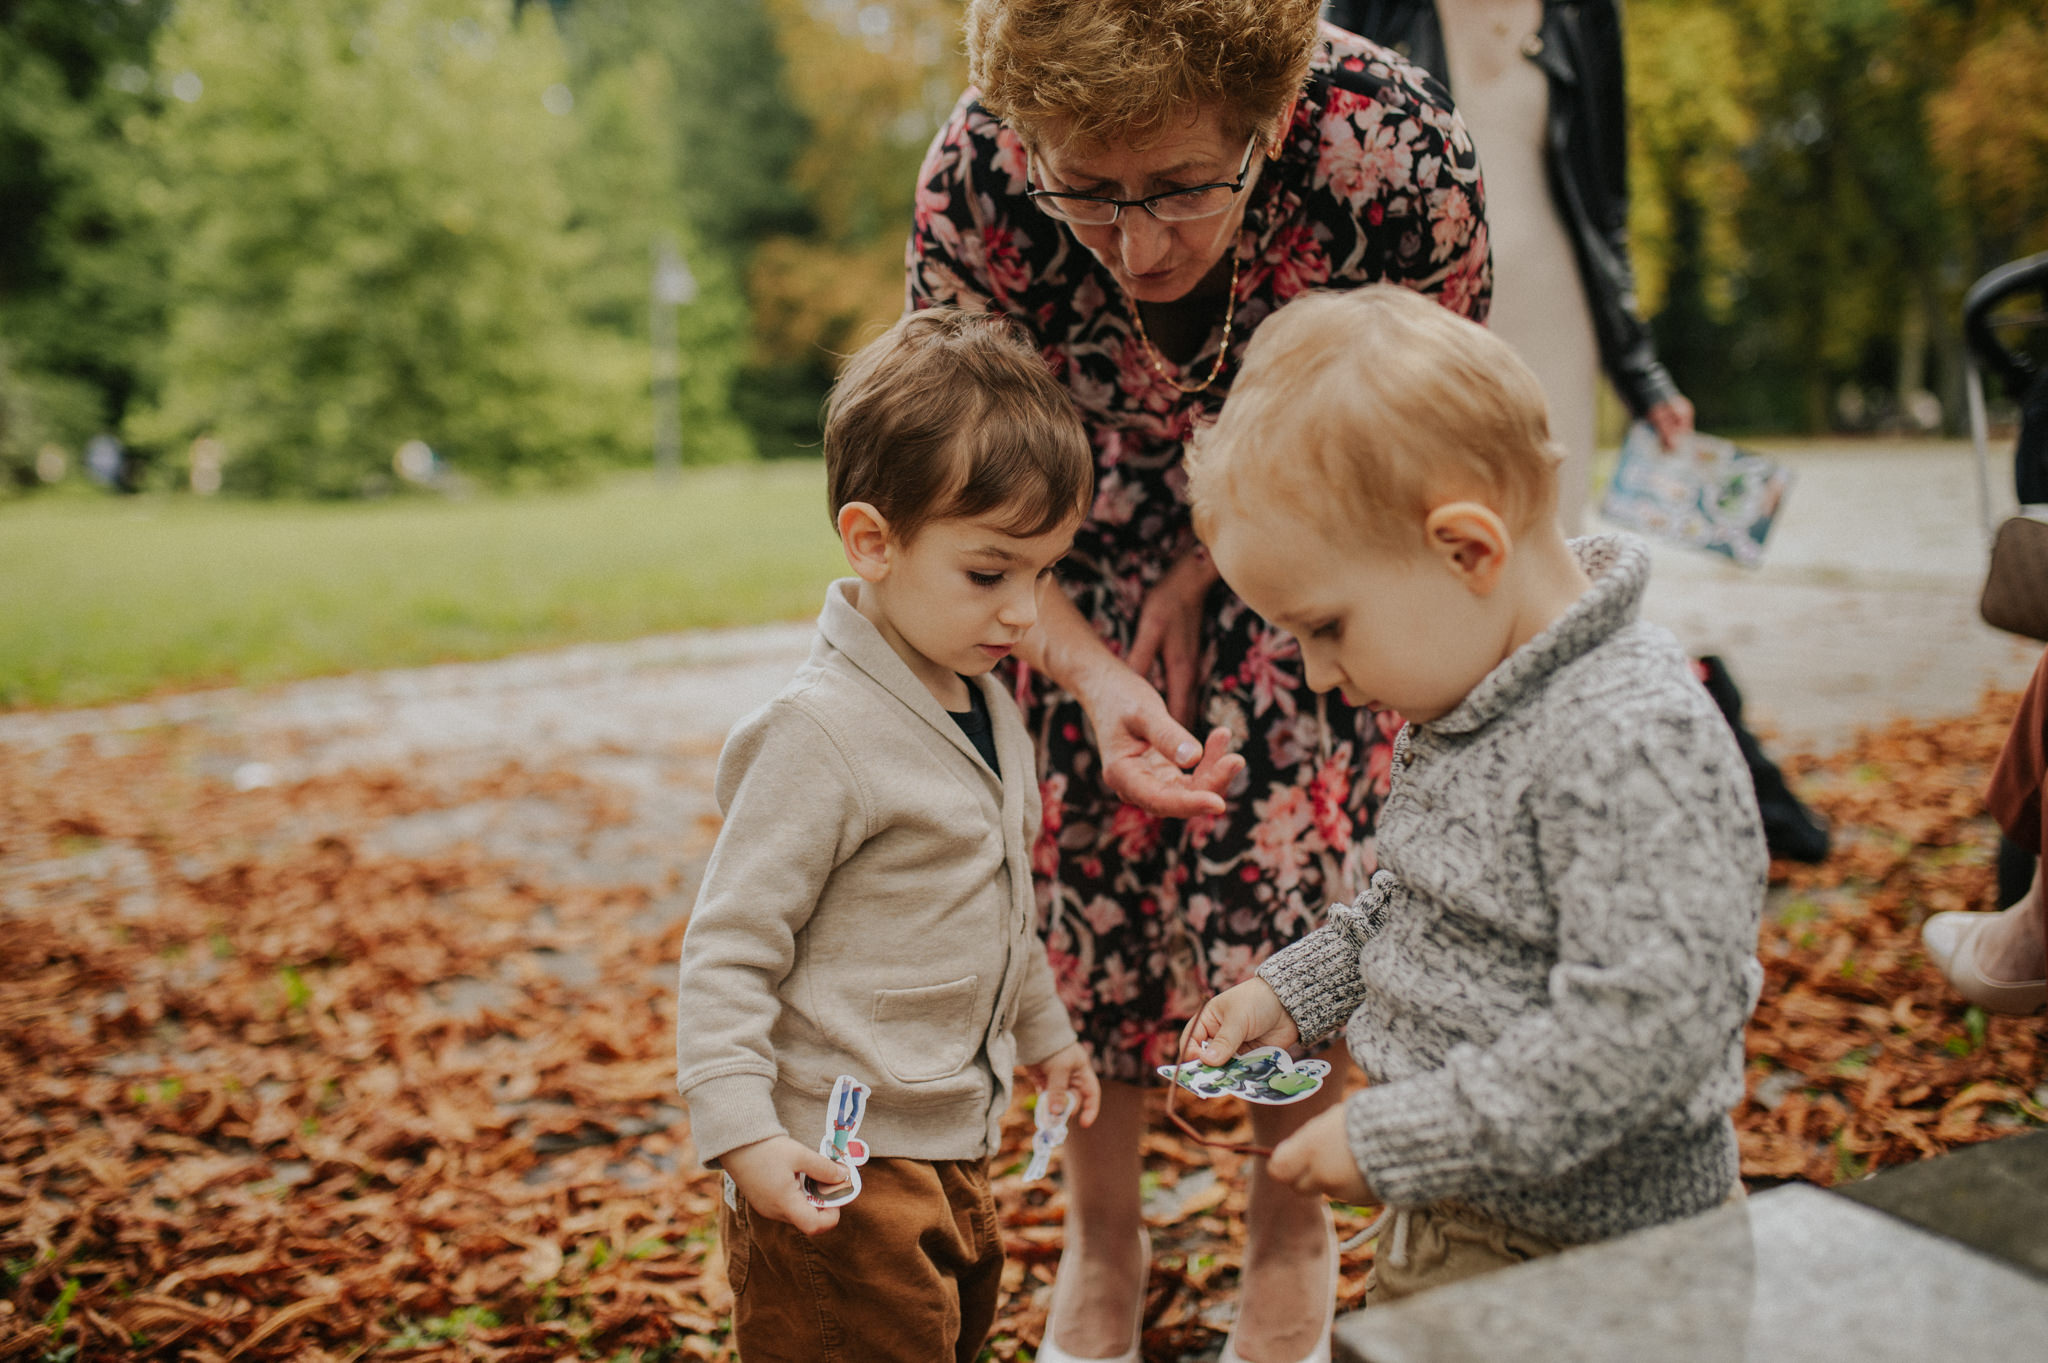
[1327,0,1680,416]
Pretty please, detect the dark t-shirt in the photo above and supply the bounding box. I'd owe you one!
[948,683,999,776]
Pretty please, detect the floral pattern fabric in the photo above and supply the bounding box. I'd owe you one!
[906,27,1491,1082]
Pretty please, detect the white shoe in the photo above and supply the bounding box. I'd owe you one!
[1923,911,2047,1015]
[1218,1211,1337,1363]
[1036,1227,1150,1363]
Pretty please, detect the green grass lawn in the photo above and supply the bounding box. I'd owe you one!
[0,463,846,710]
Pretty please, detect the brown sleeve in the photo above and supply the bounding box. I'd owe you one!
[1986,647,2048,854]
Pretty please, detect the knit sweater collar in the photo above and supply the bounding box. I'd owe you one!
[1423,534,1650,737]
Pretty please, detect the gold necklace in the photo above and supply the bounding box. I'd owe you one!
[1127,251,1241,396]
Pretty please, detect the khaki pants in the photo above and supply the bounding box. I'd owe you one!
[1364,1184,1748,1306]
[718,1157,1003,1363]
[1363,1202,1565,1306]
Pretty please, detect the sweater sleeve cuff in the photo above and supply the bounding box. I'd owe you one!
[679,1071,785,1170]
[1344,1072,1486,1208]
[1257,925,1367,1048]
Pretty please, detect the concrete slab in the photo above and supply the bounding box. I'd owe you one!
[1334,1184,2048,1363]
[1836,1130,2048,1278]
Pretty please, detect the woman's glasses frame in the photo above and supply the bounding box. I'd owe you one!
[1025,135,1262,226]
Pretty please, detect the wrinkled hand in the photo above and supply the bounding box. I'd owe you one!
[1080,659,1243,818]
[1648,394,1696,451]
[1178,978,1300,1067]
[720,1134,851,1236]
[1127,550,1216,729]
[1025,1041,1102,1128]
[1267,1104,1373,1203]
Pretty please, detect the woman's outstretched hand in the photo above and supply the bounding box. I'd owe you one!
[1023,571,1245,819]
[1091,679,1243,818]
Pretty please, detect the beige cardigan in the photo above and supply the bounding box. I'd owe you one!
[676,579,1076,1167]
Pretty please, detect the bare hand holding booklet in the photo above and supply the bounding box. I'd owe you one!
[1599,421,1794,567]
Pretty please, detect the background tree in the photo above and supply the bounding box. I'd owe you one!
[554,0,817,449]
[126,0,748,495]
[743,0,966,446]
[0,0,172,478]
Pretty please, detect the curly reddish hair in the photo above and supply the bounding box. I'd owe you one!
[966,0,1323,148]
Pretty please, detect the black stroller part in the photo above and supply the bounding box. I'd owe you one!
[1962,251,2048,506]
[1963,250,2048,397]
[2019,372,2048,508]
[1697,655,1833,865]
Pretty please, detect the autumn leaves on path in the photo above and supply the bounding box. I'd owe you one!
[2,693,2042,1360]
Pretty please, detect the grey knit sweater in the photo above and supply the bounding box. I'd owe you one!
[1258,535,1766,1245]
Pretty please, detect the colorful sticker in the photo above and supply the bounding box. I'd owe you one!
[1157,1045,1331,1105]
[800,1074,872,1208]
[1022,1092,1070,1182]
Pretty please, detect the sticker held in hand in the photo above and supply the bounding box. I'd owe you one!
[1157,1045,1330,1105]
[1022,1092,1069,1182]
[801,1074,872,1209]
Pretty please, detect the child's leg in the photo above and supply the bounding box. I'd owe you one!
[718,1157,1003,1363]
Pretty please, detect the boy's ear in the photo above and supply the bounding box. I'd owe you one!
[1422,502,1511,596]
[836,502,894,583]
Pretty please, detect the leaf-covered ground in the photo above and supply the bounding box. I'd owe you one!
[2,693,2042,1360]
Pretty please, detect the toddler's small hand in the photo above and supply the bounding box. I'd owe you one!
[1267,1104,1373,1204]
[1178,978,1300,1067]
[720,1134,850,1236]
[1025,1041,1102,1128]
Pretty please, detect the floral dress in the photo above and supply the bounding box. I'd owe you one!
[907,27,1492,1082]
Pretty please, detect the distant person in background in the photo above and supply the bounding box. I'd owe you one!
[1325,0,1690,529]
[1328,0,1831,864]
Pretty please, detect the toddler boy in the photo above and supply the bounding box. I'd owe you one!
[1184,285,1766,1302]
[677,308,1101,1360]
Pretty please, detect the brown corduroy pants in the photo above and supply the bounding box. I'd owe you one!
[717,1157,1003,1363]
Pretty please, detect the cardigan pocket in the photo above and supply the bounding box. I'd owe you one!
[870,976,981,1083]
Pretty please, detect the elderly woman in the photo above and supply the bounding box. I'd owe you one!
[908,4,1488,1360]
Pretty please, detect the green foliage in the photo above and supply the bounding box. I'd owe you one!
[557,0,822,451]
[123,0,747,495]
[1631,0,2046,434]
[0,0,172,450]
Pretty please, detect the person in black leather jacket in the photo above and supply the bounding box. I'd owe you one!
[1326,0,1689,443]
[1327,2,1832,865]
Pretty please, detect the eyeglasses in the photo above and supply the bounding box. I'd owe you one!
[1026,136,1261,226]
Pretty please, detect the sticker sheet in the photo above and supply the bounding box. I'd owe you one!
[1599,421,1794,567]
[1157,1045,1331,1105]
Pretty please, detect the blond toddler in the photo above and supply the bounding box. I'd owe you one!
[1184,285,1766,1303]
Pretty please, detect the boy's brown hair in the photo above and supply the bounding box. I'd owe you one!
[1189,285,1561,545]
[825,308,1093,543]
